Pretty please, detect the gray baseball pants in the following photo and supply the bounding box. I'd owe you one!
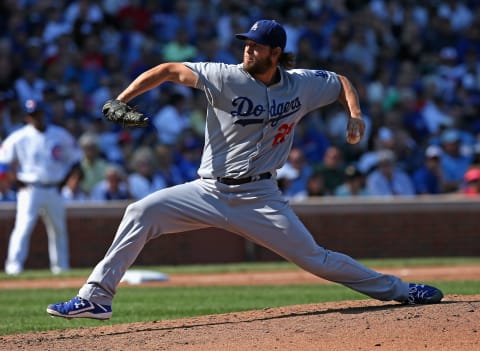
[79,178,409,305]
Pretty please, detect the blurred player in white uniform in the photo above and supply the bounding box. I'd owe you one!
[47,20,443,320]
[0,99,82,275]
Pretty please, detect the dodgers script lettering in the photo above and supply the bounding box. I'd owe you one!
[231,97,301,126]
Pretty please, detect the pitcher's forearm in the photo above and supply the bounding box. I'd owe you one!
[117,63,198,102]
[337,74,362,118]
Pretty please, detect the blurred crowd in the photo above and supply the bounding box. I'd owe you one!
[1,0,480,202]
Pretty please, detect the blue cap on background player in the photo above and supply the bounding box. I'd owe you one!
[24,99,45,114]
[235,20,286,51]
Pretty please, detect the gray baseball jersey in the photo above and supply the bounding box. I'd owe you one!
[184,63,340,178]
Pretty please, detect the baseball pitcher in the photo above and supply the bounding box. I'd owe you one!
[47,20,443,320]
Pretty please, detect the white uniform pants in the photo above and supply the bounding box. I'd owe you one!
[5,186,69,274]
[79,178,408,305]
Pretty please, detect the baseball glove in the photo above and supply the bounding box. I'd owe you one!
[102,99,149,127]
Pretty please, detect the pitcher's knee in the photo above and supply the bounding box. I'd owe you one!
[124,201,140,219]
[125,196,172,224]
[124,199,155,222]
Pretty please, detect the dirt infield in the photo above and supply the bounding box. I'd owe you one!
[1,265,480,289]
[1,266,479,351]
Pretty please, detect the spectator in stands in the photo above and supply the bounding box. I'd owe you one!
[155,145,185,187]
[153,92,191,146]
[471,143,480,167]
[64,0,104,30]
[357,126,396,175]
[437,0,474,33]
[412,145,445,195]
[335,165,369,197]
[188,89,207,137]
[42,4,72,45]
[461,167,480,195]
[75,33,107,94]
[314,145,345,195]
[90,163,131,201]
[111,6,147,70]
[150,0,197,43]
[286,171,328,202]
[1,90,23,138]
[14,63,47,105]
[438,129,473,193]
[420,88,454,136]
[162,28,198,62]
[78,132,108,195]
[343,25,378,77]
[116,130,135,170]
[175,129,203,182]
[0,42,16,105]
[324,103,352,146]
[279,147,313,199]
[381,105,417,172]
[434,46,465,102]
[0,164,16,202]
[305,171,327,197]
[127,146,166,200]
[93,118,127,165]
[283,7,307,54]
[61,164,88,202]
[62,79,95,124]
[292,114,330,164]
[366,149,415,196]
[193,35,237,64]
[276,164,299,196]
[116,0,152,33]
[399,88,429,145]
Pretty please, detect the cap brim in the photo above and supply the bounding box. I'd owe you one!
[26,109,44,115]
[235,33,248,40]
[235,33,270,46]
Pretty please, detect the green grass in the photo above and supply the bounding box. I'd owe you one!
[0,257,479,336]
[1,256,479,280]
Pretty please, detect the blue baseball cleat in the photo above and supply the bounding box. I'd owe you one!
[405,283,444,304]
[47,296,112,320]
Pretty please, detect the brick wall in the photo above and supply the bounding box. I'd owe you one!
[1,196,479,270]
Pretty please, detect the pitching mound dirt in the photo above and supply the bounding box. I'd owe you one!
[1,295,478,351]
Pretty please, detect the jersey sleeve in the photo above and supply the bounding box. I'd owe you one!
[292,69,341,112]
[182,62,227,104]
[0,134,17,164]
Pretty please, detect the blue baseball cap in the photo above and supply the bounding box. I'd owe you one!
[440,129,460,144]
[235,20,286,50]
[24,99,45,114]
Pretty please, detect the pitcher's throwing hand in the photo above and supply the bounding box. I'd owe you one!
[346,117,365,144]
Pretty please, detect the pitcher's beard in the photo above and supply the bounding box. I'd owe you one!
[243,56,274,76]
